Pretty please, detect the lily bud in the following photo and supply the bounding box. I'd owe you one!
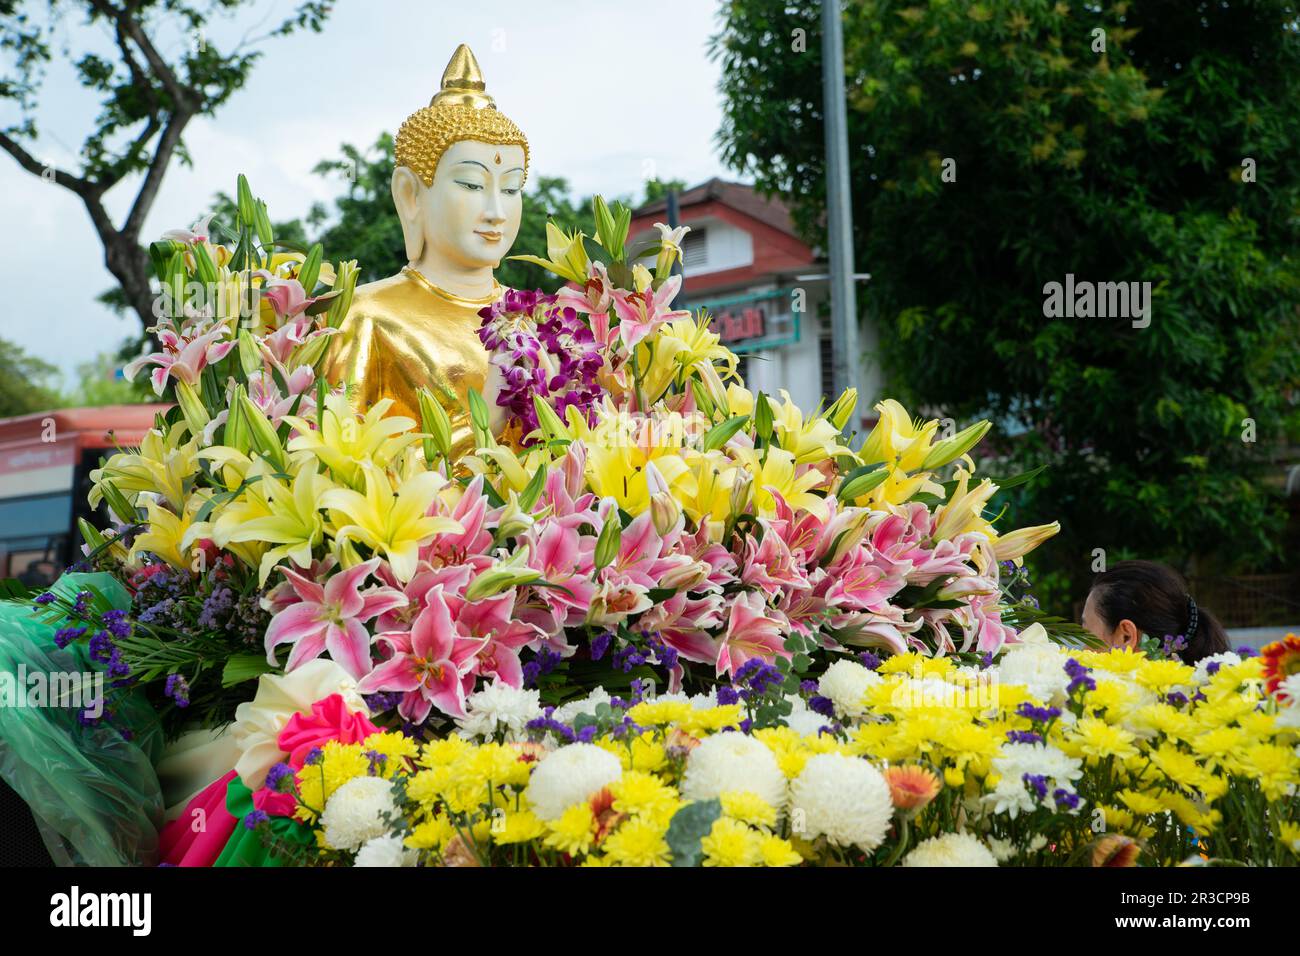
[650,491,681,537]
[594,516,622,571]
[992,522,1061,563]
[174,380,211,435]
[825,388,859,432]
[223,385,253,455]
[237,329,262,377]
[465,550,542,601]
[728,471,754,518]
[921,420,992,472]
[416,386,453,461]
[326,260,359,330]
[239,391,287,471]
[495,492,536,541]
[838,465,889,503]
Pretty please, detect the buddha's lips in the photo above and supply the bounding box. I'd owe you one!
[475,230,503,242]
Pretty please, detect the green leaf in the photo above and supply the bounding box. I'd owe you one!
[222,653,276,687]
[667,799,722,867]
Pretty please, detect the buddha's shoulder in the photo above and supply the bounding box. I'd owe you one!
[346,272,421,314]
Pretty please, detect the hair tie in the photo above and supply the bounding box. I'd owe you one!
[1185,595,1199,642]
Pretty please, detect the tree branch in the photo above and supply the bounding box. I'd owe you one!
[0,130,95,198]
[87,0,195,111]
[122,108,190,238]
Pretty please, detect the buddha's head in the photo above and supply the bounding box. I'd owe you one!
[393,44,529,274]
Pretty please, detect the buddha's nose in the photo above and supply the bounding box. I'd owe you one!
[483,191,506,224]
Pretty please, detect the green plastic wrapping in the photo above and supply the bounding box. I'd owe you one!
[0,573,166,866]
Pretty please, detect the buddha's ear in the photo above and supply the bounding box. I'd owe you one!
[392,167,425,263]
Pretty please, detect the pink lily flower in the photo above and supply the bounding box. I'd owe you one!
[715,590,789,678]
[640,591,723,686]
[124,325,236,395]
[264,558,408,680]
[445,589,545,688]
[555,260,617,318]
[253,273,330,322]
[357,586,486,722]
[422,476,494,569]
[524,519,598,628]
[739,526,811,597]
[611,273,688,350]
[161,214,215,245]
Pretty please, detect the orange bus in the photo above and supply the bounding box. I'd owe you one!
[0,405,167,587]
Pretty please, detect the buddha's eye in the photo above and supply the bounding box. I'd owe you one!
[502,187,521,196]
[455,180,485,191]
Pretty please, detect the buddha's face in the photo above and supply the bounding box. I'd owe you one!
[415,139,526,271]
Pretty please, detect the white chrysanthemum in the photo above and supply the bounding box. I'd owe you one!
[982,776,1037,819]
[552,687,612,725]
[1277,674,1300,728]
[901,832,998,867]
[788,753,893,851]
[818,659,881,719]
[995,644,1071,703]
[995,741,1083,783]
[1193,652,1242,685]
[682,732,787,810]
[353,833,417,867]
[785,704,828,738]
[524,743,623,821]
[320,776,397,851]
[986,836,1016,863]
[455,679,543,741]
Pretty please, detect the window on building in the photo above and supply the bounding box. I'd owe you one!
[682,228,708,270]
[819,327,834,402]
[735,353,750,385]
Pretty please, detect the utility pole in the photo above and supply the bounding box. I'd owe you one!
[821,0,861,402]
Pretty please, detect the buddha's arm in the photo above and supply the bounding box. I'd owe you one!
[321,309,377,406]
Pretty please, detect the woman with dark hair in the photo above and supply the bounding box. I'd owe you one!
[1082,560,1231,665]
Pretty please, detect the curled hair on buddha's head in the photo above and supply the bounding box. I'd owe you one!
[394,43,529,187]
[1088,560,1229,665]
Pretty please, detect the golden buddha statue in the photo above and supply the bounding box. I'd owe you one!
[321,44,527,458]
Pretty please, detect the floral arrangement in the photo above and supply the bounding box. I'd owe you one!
[15,179,1295,867]
[235,635,1299,867]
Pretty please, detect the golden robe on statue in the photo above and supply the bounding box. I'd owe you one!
[321,267,500,460]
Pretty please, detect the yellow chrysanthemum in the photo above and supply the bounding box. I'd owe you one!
[492,809,547,845]
[601,817,672,867]
[544,803,597,857]
[1067,717,1140,762]
[720,790,778,830]
[701,816,761,867]
[758,834,804,867]
[1234,742,1300,801]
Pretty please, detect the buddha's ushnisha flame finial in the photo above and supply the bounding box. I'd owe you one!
[395,43,529,186]
[430,43,493,109]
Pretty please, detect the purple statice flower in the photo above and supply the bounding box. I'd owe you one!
[1064,658,1096,694]
[1162,634,1188,657]
[809,695,836,719]
[1166,691,1189,708]
[303,747,324,766]
[244,810,270,830]
[522,646,564,688]
[715,685,741,706]
[799,679,819,695]
[574,724,598,744]
[590,631,613,661]
[72,590,92,616]
[1016,702,1062,724]
[53,624,88,649]
[733,659,784,701]
[611,645,646,673]
[363,691,402,713]
[526,709,577,744]
[1007,730,1043,744]
[980,651,995,669]
[1205,661,1222,676]
[137,598,176,625]
[739,717,754,735]
[164,673,190,708]
[364,750,388,776]
[1053,788,1081,811]
[857,651,882,670]
[34,591,56,606]
[196,586,234,630]
[610,715,646,740]
[100,609,131,638]
[1022,773,1049,800]
[644,633,679,673]
[265,762,295,792]
[1234,645,1255,658]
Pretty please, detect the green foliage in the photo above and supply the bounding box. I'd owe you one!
[0,335,59,415]
[712,0,1300,609]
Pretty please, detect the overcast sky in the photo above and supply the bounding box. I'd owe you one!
[0,0,736,384]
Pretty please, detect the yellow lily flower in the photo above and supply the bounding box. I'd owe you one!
[733,446,827,519]
[134,495,206,571]
[932,467,999,541]
[769,389,856,465]
[90,427,199,513]
[859,399,940,471]
[284,393,423,487]
[219,460,335,584]
[318,464,463,582]
[637,313,737,406]
[508,222,589,285]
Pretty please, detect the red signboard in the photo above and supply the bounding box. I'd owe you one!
[715,304,767,344]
